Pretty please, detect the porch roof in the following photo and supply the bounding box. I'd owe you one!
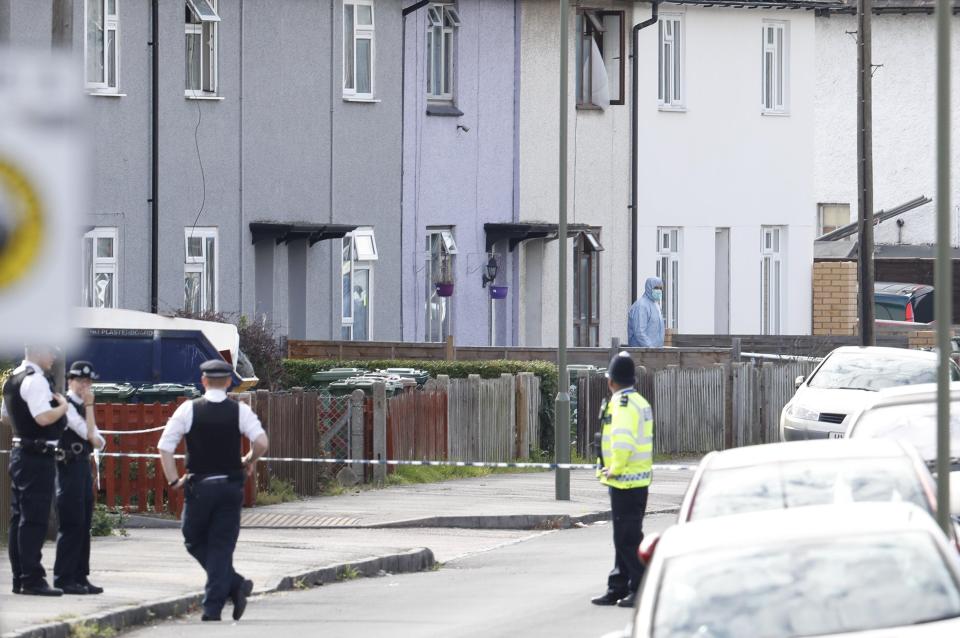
[483,222,603,253]
[249,222,357,246]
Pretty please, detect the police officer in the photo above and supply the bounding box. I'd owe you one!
[157,359,269,622]
[2,344,69,596]
[590,352,654,609]
[53,361,107,595]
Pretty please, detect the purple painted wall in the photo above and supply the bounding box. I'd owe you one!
[401,0,518,345]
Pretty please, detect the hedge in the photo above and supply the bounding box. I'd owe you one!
[282,358,558,452]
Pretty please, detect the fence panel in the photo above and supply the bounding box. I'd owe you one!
[478,375,515,462]
[315,393,352,482]
[654,367,725,454]
[387,383,447,461]
[761,361,820,444]
[576,374,608,459]
[732,363,761,448]
[515,373,540,458]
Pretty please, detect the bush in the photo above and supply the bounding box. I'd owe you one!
[255,477,298,506]
[91,504,127,537]
[282,358,558,451]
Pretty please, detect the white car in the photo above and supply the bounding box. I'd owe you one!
[626,502,960,638]
[780,346,955,441]
[846,382,960,520]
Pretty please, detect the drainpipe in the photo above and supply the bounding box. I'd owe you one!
[630,2,658,303]
[150,0,159,313]
[401,1,429,341]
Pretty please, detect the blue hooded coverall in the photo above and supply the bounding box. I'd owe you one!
[627,277,665,347]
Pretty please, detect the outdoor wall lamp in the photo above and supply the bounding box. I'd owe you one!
[481,255,498,288]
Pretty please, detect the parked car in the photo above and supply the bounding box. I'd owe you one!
[638,439,958,567]
[780,346,956,441]
[846,382,960,521]
[625,503,960,638]
[875,281,934,323]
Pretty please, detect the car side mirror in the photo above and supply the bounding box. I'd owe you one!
[794,375,805,389]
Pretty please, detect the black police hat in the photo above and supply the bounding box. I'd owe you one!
[605,351,637,387]
[67,361,100,380]
[200,359,234,379]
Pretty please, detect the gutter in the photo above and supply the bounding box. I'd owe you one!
[150,0,159,313]
[630,2,659,303]
[400,1,429,341]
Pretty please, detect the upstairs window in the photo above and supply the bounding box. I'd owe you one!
[184,227,218,314]
[82,227,118,308]
[426,3,461,102]
[344,1,375,99]
[185,0,219,95]
[575,10,625,109]
[658,15,683,109]
[85,0,120,92]
[762,22,788,113]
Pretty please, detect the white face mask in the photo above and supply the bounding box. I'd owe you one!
[651,289,663,302]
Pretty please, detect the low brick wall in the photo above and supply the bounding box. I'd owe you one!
[812,261,858,336]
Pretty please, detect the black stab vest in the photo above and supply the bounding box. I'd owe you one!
[185,397,242,475]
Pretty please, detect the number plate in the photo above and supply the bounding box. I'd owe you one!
[828,432,845,440]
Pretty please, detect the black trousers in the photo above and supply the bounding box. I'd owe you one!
[181,477,245,617]
[8,448,56,587]
[54,456,94,587]
[606,485,649,596]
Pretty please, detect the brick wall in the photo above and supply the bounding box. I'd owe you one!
[907,331,937,350]
[812,261,859,336]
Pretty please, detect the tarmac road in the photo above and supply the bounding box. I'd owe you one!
[124,512,676,638]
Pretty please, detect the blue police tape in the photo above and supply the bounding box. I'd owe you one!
[0,450,694,472]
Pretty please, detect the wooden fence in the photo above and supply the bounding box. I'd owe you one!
[654,367,727,454]
[387,380,447,461]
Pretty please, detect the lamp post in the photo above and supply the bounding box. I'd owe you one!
[556,0,571,501]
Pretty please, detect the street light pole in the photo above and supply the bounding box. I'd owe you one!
[555,0,570,501]
[934,0,952,537]
[856,0,876,346]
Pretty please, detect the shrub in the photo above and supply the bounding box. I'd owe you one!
[282,358,558,451]
[255,477,298,506]
[91,504,127,537]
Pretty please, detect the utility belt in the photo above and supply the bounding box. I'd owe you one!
[12,437,63,460]
[57,441,91,464]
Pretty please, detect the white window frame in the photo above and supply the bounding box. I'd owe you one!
[341,229,377,341]
[658,14,683,109]
[85,0,120,92]
[426,3,460,102]
[761,226,786,335]
[183,227,218,313]
[82,227,119,308]
[425,228,455,342]
[761,21,788,114]
[817,203,851,237]
[656,227,681,332]
[343,1,376,99]
[185,0,220,97]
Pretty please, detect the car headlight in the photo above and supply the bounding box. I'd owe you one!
[787,403,820,421]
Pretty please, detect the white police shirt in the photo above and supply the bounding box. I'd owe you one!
[65,390,106,450]
[157,389,265,454]
[0,361,55,432]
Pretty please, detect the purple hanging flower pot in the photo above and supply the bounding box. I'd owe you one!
[436,283,455,297]
[489,285,508,300]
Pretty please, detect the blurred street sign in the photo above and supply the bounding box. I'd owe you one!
[0,49,85,350]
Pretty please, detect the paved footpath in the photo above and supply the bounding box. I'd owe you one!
[0,468,691,638]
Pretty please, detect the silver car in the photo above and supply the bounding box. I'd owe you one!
[846,382,960,521]
[630,502,960,638]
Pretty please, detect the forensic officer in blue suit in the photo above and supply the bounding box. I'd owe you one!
[158,359,269,622]
[2,344,70,596]
[54,361,107,595]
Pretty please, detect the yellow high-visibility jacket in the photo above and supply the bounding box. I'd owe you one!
[596,388,654,489]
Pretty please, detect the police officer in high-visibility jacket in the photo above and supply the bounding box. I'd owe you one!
[591,352,653,609]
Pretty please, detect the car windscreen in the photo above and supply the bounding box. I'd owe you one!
[807,352,939,391]
[851,401,960,461]
[651,533,960,638]
[688,458,930,521]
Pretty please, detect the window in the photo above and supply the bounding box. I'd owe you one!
[656,228,681,331]
[817,203,851,237]
[344,1,375,99]
[425,229,457,342]
[762,22,788,113]
[761,226,785,335]
[576,11,625,108]
[85,0,119,92]
[184,227,217,314]
[185,0,219,95]
[574,232,602,347]
[82,228,118,308]
[341,228,378,341]
[658,15,683,108]
[426,3,461,102]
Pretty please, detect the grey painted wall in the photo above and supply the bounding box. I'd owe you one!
[401,0,518,346]
[10,0,403,342]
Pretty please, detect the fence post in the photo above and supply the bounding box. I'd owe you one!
[445,335,456,361]
[437,375,452,458]
[373,382,387,484]
[468,374,481,461]
[349,390,366,482]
